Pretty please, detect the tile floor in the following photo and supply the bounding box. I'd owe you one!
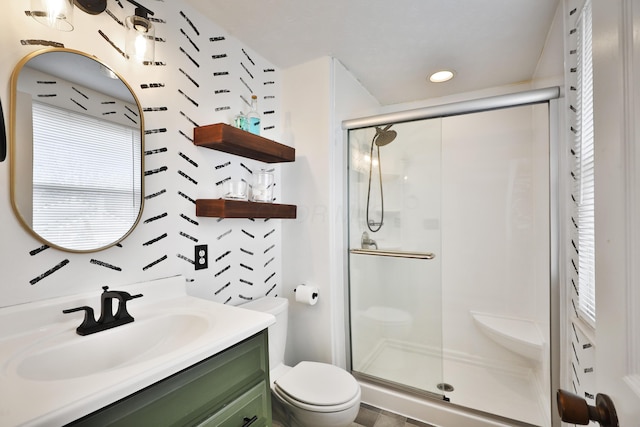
[351,403,436,427]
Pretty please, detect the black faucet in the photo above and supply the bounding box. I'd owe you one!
[62,286,143,336]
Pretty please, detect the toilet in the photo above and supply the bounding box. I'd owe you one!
[241,297,361,427]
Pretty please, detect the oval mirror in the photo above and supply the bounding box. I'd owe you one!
[10,48,144,252]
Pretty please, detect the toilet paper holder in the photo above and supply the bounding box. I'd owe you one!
[294,286,318,299]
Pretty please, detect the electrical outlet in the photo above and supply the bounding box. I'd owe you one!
[195,244,208,270]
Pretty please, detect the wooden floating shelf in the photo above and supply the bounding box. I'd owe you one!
[196,199,297,219]
[193,123,295,163]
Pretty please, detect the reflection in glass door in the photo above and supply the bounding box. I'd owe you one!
[348,119,443,396]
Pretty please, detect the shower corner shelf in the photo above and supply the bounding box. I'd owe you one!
[196,199,297,219]
[193,123,295,163]
[471,311,545,362]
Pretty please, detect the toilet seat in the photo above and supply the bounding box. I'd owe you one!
[273,361,361,413]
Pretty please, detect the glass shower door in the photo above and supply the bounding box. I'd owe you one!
[348,119,443,395]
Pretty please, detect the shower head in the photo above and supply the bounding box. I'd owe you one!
[374,124,397,146]
[366,124,395,233]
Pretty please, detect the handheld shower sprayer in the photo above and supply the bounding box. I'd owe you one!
[366,124,397,233]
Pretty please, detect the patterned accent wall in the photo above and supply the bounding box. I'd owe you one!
[0,0,284,307]
[564,0,597,422]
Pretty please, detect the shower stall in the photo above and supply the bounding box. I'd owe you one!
[345,88,559,427]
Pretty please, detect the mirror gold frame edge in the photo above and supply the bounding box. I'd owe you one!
[9,47,146,253]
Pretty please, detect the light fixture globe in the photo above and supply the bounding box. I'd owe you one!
[30,0,75,31]
[125,13,155,63]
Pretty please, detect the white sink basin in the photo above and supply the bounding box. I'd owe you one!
[0,276,275,427]
[16,313,209,381]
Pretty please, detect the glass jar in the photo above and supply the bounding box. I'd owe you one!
[251,169,274,203]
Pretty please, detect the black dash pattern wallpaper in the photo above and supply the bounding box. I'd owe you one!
[0,0,284,307]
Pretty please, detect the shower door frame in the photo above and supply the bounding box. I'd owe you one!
[341,86,562,427]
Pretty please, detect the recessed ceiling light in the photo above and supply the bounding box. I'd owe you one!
[429,70,455,83]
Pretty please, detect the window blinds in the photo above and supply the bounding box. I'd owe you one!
[31,101,142,250]
[574,0,596,326]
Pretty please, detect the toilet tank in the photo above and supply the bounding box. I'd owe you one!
[240,297,288,369]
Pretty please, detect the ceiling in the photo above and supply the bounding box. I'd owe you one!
[184,0,560,106]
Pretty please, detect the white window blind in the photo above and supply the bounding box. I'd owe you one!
[32,101,142,250]
[575,0,596,326]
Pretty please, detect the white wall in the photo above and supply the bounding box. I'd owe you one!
[0,1,285,308]
[281,57,333,365]
[532,3,565,417]
[533,1,565,90]
[331,60,381,366]
[281,57,379,366]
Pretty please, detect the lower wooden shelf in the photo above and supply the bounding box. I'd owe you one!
[196,199,297,219]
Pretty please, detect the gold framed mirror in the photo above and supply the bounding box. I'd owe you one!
[9,48,144,252]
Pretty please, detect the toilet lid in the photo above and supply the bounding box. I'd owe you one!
[274,361,359,406]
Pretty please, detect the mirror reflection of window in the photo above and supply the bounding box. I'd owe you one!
[10,49,144,252]
[31,101,142,250]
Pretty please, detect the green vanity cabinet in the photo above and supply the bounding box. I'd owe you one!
[68,330,271,427]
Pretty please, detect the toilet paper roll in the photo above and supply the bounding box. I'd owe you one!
[294,285,319,305]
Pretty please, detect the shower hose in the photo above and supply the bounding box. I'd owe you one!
[366,137,384,233]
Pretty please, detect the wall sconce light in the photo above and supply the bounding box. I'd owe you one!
[29,0,155,64]
[30,0,75,31]
[124,0,155,64]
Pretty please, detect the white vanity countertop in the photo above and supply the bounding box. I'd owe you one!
[0,276,275,426]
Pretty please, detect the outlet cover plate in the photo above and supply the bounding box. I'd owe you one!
[195,244,208,270]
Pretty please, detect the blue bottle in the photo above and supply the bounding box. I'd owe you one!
[247,95,260,135]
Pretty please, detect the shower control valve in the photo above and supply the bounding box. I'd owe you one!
[361,231,378,250]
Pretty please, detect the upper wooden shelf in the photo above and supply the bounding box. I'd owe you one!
[193,123,295,163]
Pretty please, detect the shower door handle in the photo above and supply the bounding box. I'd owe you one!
[349,249,435,260]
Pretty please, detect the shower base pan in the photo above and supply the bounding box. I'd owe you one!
[354,339,548,426]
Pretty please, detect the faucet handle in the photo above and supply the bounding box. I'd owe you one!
[361,231,378,249]
[114,292,143,320]
[62,306,92,315]
[125,292,143,301]
[62,306,98,335]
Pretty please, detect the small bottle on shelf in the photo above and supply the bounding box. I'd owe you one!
[247,95,261,135]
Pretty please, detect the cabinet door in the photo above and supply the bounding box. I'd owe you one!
[197,381,270,427]
[68,331,270,426]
